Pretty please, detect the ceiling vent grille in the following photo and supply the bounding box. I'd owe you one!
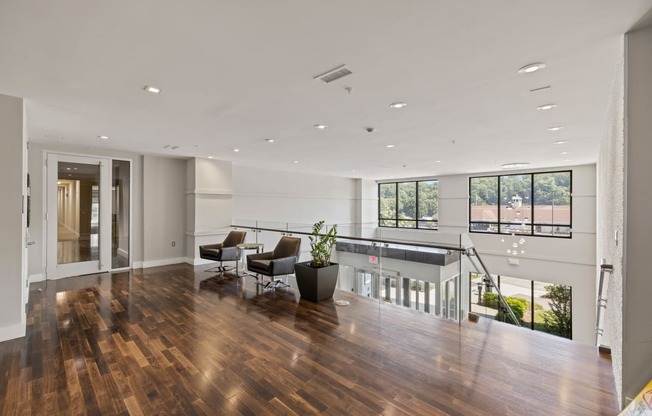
[163,145,179,150]
[314,65,352,83]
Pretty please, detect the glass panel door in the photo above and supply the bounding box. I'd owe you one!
[442,276,458,320]
[112,159,131,268]
[47,154,110,279]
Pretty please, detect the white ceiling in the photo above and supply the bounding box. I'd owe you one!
[1,0,650,179]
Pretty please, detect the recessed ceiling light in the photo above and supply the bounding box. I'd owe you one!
[560,151,569,155]
[564,159,572,162]
[144,85,161,94]
[99,135,109,140]
[351,169,356,173]
[293,160,299,164]
[232,148,240,152]
[265,138,275,143]
[548,126,564,132]
[385,144,395,148]
[518,63,546,74]
[314,124,328,130]
[554,140,568,145]
[435,160,442,163]
[66,167,71,171]
[537,104,557,111]
[208,156,213,159]
[389,102,407,109]
[502,163,530,170]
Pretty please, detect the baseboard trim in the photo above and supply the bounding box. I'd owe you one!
[188,258,214,267]
[0,322,26,342]
[140,257,188,269]
[28,274,45,284]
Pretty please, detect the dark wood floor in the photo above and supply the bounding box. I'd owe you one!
[0,264,618,415]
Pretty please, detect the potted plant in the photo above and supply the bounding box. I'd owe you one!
[294,221,339,302]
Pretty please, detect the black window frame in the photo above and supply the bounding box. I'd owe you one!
[468,273,573,339]
[468,170,572,238]
[378,180,439,230]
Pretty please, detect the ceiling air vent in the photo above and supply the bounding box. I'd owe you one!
[163,145,179,150]
[314,65,352,83]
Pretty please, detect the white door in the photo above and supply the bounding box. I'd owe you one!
[46,154,111,279]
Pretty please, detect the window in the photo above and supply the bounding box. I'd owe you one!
[379,180,438,229]
[469,170,571,237]
[469,273,572,340]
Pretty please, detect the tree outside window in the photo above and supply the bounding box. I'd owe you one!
[379,180,438,229]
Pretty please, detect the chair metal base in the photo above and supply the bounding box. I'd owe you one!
[204,262,238,275]
[253,275,291,289]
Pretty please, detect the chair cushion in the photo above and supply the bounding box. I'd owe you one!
[249,259,272,272]
[200,248,222,260]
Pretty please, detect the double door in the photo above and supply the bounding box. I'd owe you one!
[46,153,131,279]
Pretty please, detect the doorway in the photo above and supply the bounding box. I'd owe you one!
[46,153,131,279]
[442,276,458,320]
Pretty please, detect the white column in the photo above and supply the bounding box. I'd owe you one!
[0,93,27,342]
[185,158,233,264]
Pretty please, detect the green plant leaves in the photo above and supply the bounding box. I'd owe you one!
[309,220,337,268]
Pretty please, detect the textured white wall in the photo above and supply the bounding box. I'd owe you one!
[597,38,625,404]
[0,94,26,342]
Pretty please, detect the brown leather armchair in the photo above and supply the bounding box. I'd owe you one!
[247,236,301,288]
[199,231,247,275]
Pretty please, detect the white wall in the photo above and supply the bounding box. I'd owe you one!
[232,165,358,260]
[0,94,26,342]
[622,24,652,404]
[27,143,144,280]
[233,165,357,225]
[366,164,597,344]
[142,155,187,267]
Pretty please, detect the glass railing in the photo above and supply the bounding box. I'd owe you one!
[230,220,519,327]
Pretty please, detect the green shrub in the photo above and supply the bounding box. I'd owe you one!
[482,292,499,308]
[504,298,526,322]
[481,292,529,325]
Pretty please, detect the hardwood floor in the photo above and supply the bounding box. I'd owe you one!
[0,264,618,415]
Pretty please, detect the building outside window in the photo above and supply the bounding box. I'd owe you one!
[379,180,438,229]
[469,170,571,237]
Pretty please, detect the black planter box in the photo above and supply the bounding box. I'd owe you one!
[294,261,339,302]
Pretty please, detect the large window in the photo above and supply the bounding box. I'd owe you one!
[469,171,571,237]
[470,273,572,340]
[379,180,438,229]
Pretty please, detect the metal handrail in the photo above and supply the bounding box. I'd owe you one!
[465,246,521,327]
[231,223,466,252]
[595,264,613,346]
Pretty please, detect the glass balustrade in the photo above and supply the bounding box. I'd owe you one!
[230,219,517,327]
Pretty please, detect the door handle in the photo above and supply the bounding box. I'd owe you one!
[27,241,35,246]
